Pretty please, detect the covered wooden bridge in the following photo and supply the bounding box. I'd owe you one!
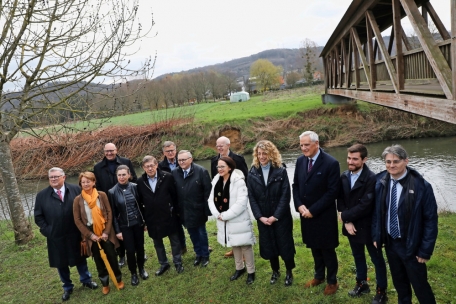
[321,0,456,124]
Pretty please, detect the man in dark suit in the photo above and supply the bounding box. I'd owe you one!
[93,142,138,266]
[137,155,184,276]
[210,136,249,258]
[292,131,340,296]
[34,167,98,301]
[337,144,387,303]
[372,145,437,304]
[157,141,187,254]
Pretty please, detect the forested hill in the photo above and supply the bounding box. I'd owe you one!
[155,47,324,80]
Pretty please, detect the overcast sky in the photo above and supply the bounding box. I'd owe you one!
[132,0,451,79]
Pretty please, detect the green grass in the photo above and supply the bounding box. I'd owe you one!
[1,214,455,303]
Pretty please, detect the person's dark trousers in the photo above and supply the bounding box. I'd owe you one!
[177,220,187,249]
[311,247,338,284]
[187,224,210,258]
[91,240,122,285]
[348,238,387,289]
[385,237,436,304]
[116,239,126,259]
[152,231,182,265]
[57,259,92,291]
[121,224,145,274]
[269,256,296,271]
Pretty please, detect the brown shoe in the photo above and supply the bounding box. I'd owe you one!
[304,278,324,288]
[324,283,339,295]
[117,281,125,290]
[224,250,234,258]
[102,286,110,295]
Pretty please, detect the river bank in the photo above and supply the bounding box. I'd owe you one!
[8,88,456,179]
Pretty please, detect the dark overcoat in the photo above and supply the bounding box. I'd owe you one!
[137,169,180,239]
[172,163,212,229]
[337,164,376,244]
[93,155,137,193]
[34,183,85,268]
[292,149,340,249]
[210,150,249,180]
[247,165,295,261]
[158,157,179,173]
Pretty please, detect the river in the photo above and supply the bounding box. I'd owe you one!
[2,136,455,220]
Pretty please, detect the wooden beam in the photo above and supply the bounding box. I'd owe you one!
[352,31,360,89]
[338,43,343,88]
[327,89,456,124]
[401,28,412,50]
[424,1,451,40]
[351,27,372,91]
[332,50,336,89]
[393,0,405,90]
[366,11,397,92]
[421,2,428,24]
[374,39,379,61]
[388,26,395,54]
[323,56,328,92]
[452,0,456,100]
[346,36,352,88]
[340,39,347,88]
[366,12,376,89]
[400,0,454,99]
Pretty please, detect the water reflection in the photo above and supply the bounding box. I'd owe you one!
[5,136,456,220]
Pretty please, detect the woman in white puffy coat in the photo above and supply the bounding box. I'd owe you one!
[208,156,256,284]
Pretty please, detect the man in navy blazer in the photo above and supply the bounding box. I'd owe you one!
[292,131,340,296]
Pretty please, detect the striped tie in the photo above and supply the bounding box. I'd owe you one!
[389,179,400,239]
[308,158,313,173]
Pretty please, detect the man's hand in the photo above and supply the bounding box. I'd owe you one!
[259,217,270,225]
[416,256,429,263]
[344,222,357,235]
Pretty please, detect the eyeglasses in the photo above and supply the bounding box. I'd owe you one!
[49,175,63,180]
[215,145,226,149]
[143,164,157,169]
[216,165,227,169]
[385,159,403,165]
[178,157,191,163]
[164,149,176,153]
[104,150,116,153]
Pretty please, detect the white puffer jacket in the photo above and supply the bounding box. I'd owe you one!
[208,169,256,247]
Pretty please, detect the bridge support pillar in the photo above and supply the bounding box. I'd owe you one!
[321,94,355,104]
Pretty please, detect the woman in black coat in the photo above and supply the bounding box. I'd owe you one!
[108,165,148,286]
[247,140,296,287]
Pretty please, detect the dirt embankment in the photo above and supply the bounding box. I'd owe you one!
[10,104,456,179]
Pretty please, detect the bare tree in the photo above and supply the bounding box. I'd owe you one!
[220,71,238,96]
[0,0,154,244]
[300,38,318,85]
[286,71,301,88]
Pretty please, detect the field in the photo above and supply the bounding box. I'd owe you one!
[1,214,455,303]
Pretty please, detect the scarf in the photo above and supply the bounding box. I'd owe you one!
[81,188,106,236]
[214,175,231,213]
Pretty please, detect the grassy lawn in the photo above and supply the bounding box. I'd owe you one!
[1,213,455,303]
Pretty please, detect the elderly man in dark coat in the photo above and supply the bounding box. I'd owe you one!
[137,155,184,276]
[293,131,340,296]
[172,150,212,267]
[34,167,98,302]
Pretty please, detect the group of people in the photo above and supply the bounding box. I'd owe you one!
[34,131,438,304]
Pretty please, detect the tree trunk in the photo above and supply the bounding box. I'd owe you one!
[0,140,34,244]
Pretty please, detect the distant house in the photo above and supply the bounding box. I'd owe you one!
[313,71,322,81]
[230,91,250,102]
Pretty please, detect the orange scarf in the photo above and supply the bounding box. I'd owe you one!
[81,188,106,237]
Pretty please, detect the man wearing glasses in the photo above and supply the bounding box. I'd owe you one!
[157,141,187,254]
[34,168,98,301]
[93,143,138,267]
[372,145,438,304]
[172,150,212,267]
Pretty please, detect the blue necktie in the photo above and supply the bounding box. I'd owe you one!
[184,170,188,179]
[308,158,313,173]
[390,179,400,239]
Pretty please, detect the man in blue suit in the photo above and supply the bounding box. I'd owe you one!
[293,131,340,296]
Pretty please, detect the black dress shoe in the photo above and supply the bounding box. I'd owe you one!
[155,264,170,276]
[284,274,293,286]
[131,273,139,286]
[82,281,98,289]
[200,256,209,267]
[193,256,202,266]
[139,268,149,280]
[175,264,184,274]
[270,271,280,284]
[118,256,126,267]
[230,268,246,281]
[62,289,73,301]
[246,272,255,285]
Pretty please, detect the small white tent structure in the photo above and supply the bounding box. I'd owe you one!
[230,91,250,102]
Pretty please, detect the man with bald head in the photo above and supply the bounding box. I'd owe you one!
[94,142,138,266]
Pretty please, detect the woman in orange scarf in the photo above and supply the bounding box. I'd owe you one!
[73,172,124,295]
